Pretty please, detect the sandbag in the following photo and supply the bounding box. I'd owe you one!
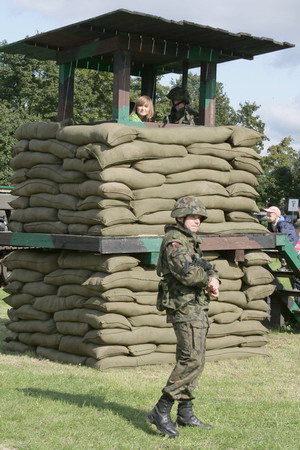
[29,138,77,158]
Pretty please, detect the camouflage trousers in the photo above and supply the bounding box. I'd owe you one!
[162,310,209,401]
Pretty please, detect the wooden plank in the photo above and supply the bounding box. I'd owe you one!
[112,49,130,122]
[57,36,119,64]
[199,62,216,126]
[141,66,157,102]
[200,234,276,251]
[57,63,75,121]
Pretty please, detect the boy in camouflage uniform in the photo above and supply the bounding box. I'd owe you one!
[164,87,201,125]
[148,196,219,438]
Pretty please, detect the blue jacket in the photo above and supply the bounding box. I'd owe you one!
[267,216,298,246]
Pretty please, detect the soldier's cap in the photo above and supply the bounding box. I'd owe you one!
[167,87,190,105]
[263,206,281,217]
[171,196,207,219]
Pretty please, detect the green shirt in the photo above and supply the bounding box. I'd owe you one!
[129,113,142,122]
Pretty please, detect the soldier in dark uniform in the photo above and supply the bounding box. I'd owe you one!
[164,87,201,125]
[148,196,220,438]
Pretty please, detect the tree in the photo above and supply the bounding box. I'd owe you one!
[258,137,300,207]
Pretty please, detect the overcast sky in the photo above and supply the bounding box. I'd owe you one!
[2,0,300,152]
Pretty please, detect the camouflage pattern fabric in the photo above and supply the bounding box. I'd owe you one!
[163,311,209,401]
[166,106,201,126]
[157,222,218,401]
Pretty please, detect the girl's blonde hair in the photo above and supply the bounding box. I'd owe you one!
[130,95,154,121]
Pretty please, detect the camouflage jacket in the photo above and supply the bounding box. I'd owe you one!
[166,106,201,126]
[156,223,219,323]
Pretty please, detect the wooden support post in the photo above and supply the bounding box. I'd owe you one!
[199,62,217,126]
[141,67,157,105]
[112,49,131,122]
[182,60,189,91]
[57,62,75,121]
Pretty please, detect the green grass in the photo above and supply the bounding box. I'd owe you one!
[0,294,299,449]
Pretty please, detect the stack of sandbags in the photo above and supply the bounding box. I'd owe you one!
[8,122,267,236]
[3,247,273,369]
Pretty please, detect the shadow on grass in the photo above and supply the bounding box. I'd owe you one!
[20,387,157,436]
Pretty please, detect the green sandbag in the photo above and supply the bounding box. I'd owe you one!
[205,347,269,361]
[240,335,269,347]
[243,251,272,266]
[59,183,81,197]
[55,321,89,336]
[231,157,263,175]
[15,121,61,140]
[58,251,139,273]
[128,314,170,328]
[6,268,44,283]
[217,290,247,308]
[97,167,166,189]
[54,308,132,330]
[10,151,61,170]
[10,207,58,223]
[83,326,177,346]
[28,164,86,183]
[23,282,57,296]
[11,179,60,196]
[208,320,269,338]
[29,193,77,210]
[244,299,270,311]
[228,170,259,186]
[131,198,175,218]
[9,168,29,184]
[134,154,231,174]
[226,211,259,223]
[29,138,77,158]
[138,210,175,225]
[44,269,92,286]
[81,140,187,169]
[128,343,157,356]
[4,341,35,354]
[134,125,232,145]
[165,169,230,186]
[68,224,89,235]
[212,259,244,279]
[78,180,133,200]
[19,332,62,348]
[58,207,136,226]
[240,310,269,321]
[228,126,263,147]
[14,304,51,321]
[226,183,259,198]
[211,311,242,324]
[198,222,268,234]
[84,300,159,317]
[88,223,165,236]
[33,295,86,313]
[219,279,242,292]
[56,123,138,146]
[59,335,129,359]
[12,139,29,154]
[4,293,34,309]
[2,250,59,273]
[83,267,159,293]
[206,335,246,350]
[133,181,229,199]
[7,319,57,334]
[208,301,242,316]
[194,196,260,213]
[85,352,176,370]
[77,196,129,210]
[242,266,274,286]
[36,346,86,365]
[187,143,261,160]
[24,222,68,234]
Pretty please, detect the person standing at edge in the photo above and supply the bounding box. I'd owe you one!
[148,196,220,438]
[164,87,201,125]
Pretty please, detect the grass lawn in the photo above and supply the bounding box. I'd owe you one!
[0,290,299,449]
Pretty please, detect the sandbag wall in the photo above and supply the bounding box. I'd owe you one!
[3,121,275,369]
[3,248,274,369]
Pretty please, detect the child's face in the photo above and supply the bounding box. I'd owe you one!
[137,102,150,118]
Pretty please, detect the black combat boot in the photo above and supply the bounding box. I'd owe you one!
[177,400,213,429]
[148,394,179,438]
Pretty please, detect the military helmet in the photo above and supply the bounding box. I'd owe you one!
[167,87,190,105]
[171,196,207,219]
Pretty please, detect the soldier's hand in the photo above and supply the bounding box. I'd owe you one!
[207,277,220,298]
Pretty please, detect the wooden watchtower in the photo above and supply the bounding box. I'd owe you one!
[0,9,294,126]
